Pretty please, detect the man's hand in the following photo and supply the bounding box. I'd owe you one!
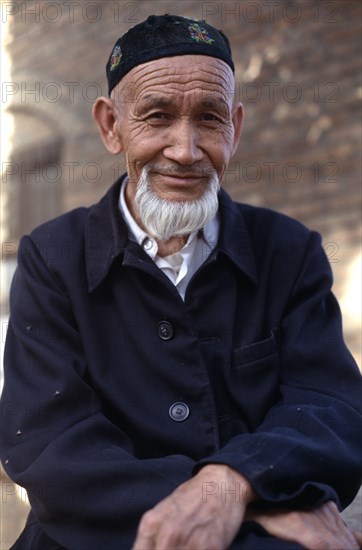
[132,464,256,550]
[245,500,361,549]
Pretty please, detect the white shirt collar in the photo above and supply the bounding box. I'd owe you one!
[118,176,220,299]
[119,176,159,259]
[119,176,218,256]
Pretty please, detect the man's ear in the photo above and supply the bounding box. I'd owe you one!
[92,97,123,154]
[231,102,244,156]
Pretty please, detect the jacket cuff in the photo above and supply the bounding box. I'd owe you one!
[193,457,340,510]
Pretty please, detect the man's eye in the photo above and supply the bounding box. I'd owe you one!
[201,113,221,122]
[148,112,169,120]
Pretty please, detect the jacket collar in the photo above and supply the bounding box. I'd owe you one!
[85,174,258,292]
[85,175,128,293]
[217,190,258,286]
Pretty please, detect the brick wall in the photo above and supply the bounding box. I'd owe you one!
[1,0,361,363]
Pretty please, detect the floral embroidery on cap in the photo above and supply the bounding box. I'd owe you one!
[110,45,122,71]
[188,23,214,45]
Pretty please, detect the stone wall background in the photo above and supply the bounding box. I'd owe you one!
[2,0,360,362]
[1,1,361,547]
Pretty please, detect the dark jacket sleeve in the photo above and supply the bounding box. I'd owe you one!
[0,236,195,550]
[195,231,362,509]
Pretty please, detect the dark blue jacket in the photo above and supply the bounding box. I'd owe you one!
[1,176,361,549]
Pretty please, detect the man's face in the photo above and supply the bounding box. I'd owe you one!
[111,55,242,205]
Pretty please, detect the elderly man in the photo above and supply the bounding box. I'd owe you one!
[1,14,361,550]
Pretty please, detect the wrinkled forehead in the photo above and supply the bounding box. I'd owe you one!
[112,55,235,107]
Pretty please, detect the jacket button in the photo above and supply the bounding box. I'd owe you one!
[158,321,174,340]
[169,402,189,422]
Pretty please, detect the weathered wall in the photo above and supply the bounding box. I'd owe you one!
[2,0,360,361]
[0,2,361,548]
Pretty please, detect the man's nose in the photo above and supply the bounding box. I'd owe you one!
[163,122,203,165]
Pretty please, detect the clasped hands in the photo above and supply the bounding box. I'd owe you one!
[132,464,361,550]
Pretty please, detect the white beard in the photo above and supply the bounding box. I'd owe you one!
[134,163,220,241]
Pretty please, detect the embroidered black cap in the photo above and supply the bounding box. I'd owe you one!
[106,14,234,95]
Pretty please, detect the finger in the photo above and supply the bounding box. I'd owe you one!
[151,525,184,550]
[132,514,157,550]
[244,507,359,550]
[353,531,362,548]
[314,502,360,549]
[131,532,155,550]
[244,510,292,539]
[298,506,358,550]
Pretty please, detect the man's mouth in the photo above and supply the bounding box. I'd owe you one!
[151,170,207,185]
[159,173,204,181]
